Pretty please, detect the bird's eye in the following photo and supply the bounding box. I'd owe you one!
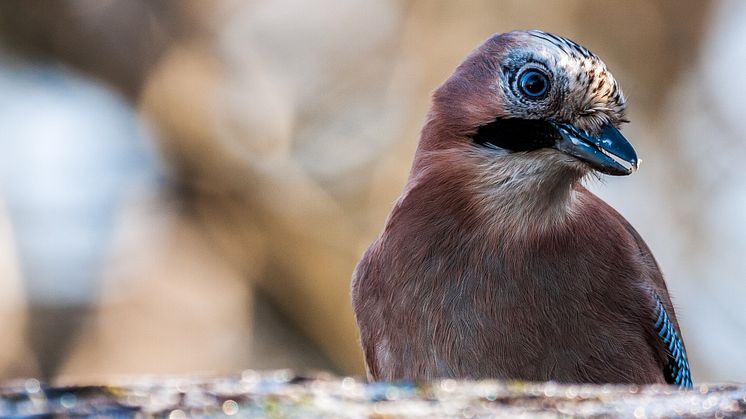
[518,70,549,98]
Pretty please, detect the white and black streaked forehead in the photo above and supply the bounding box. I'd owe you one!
[502,30,627,130]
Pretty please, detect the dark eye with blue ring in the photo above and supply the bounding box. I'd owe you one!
[518,70,549,98]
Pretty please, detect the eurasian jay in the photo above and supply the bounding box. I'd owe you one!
[351,30,692,387]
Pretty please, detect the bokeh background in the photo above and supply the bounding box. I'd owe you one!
[0,0,743,383]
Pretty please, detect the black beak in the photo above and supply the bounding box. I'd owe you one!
[551,122,638,176]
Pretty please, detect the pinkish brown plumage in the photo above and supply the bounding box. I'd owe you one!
[351,30,691,386]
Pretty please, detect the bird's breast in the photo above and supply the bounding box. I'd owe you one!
[355,187,656,381]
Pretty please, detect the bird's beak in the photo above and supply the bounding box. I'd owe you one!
[550,122,638,176]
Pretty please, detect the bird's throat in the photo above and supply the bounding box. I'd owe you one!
[473,158,580,234]
[406,147,582,239]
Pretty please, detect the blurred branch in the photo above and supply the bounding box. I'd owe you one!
[0,0,190,99]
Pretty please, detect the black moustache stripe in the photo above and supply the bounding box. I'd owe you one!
[472,118,559,152]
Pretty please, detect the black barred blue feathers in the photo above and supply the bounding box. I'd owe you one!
[654,294,693,388]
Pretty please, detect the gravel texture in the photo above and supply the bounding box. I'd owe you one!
[1,371,744,418]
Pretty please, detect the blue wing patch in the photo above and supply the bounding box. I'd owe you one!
[654,294,692,388]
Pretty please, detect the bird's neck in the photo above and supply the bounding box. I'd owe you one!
[400,146,584,239]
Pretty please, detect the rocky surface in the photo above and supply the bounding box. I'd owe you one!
[1,371,744,418]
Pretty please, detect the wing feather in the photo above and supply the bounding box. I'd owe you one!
[616,214,693,388]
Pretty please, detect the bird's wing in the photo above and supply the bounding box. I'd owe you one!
[618,216,693,388]
[652,291,693,387]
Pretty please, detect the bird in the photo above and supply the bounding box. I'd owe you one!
[351,30,692,387]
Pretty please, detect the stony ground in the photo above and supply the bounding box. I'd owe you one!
[0,371,744,418]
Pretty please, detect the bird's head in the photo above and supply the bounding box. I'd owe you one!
[421,30,637,178]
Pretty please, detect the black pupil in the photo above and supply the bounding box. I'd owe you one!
[520,71,547,97]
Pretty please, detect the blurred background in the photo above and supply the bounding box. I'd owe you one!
[0,0,742,383]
